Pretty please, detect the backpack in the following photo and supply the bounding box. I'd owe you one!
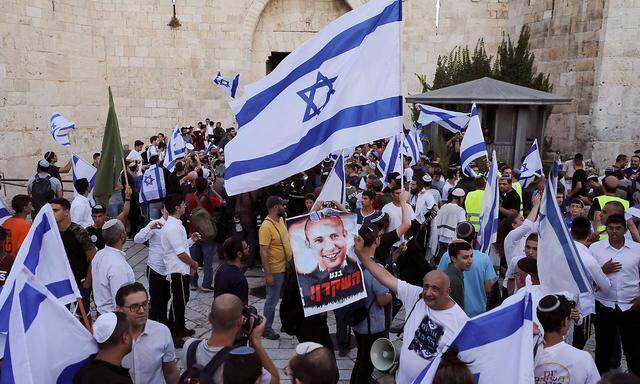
[190,194,218,241]
[31,174,54,213]
[178,340,233,384]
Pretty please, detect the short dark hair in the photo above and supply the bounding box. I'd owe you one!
[526,233,538,243]
[150,135,158,143]
[304,193,316,202]
[289,347,338,384]
[222,236,244,261]
[448,241,472,260]
[615,154,627,163]
[11,194,30,214]
[362,189,376,201]
[92,152,101,160]
[115,282,147,307]
[358,223,379,247]
[606,214,627,228]
[134,140,144,147]
[433,346,474,384]
[148,155,159,165]
[163,194,184,214]
[537,294,574,334]
[223,347,262,384]
[194,177,208,193]
[100,312,131,348]
[49,197,71,211]
[570,216,592,240]
[573,153,583,161]
[74,178,90,195]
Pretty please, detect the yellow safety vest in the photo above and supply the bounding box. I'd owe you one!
[594,195,630,240]
[513,181,523,214]
[465,189,484,232]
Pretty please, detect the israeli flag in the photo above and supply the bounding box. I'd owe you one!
[413,293,534,384]
[224,0,403,196]
[163,126,186,172]
[1,266,97,383]
[377,135,403,186]
[316,153,347,206]
[416,104,470,133]
[518,139,544,188]
[0,197,12,225]
[139,165,167,204]
[478,151,499,254]
[460,103,487,176]
[49,112,76,147]
[626,203,640,221]
[401,125,421,166]
[537,175,594,295]
[549,154,562,194]
[212,70,241,99]
[71,153,97,200]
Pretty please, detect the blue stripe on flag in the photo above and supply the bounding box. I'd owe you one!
[0,208,10,218]
[1,322,14,383]
[480,197,498,254]
[226,96,402,179]
[231,74,240,98]
[335,155,345,204]
[460,142,486,165]
[0,282,15,333]
[24,218,51,275]
[418,105,466,131]
[19,282,47,332]
[46,280,75,299]
[235,0,401,126]
[154,166,164,199]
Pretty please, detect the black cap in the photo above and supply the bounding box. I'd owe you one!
[358,221,379,244]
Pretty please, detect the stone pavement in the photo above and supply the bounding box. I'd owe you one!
[123,241,618,383]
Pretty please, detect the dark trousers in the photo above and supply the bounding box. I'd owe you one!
[351,331,388,384]
[296,320,334,350]
[168,273,190,335]
[572,314,592,350]
[594,301,640,376]
[147,267,170,326]
[335,312,352,352]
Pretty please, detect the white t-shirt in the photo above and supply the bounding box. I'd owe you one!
[381,202,415,247]
[534,342,600,384]
[396,280,468,384]
[404,167,414,183]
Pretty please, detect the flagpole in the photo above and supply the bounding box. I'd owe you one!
[121,157,129,187]
[76,298,92,332]
[399,0,404,191]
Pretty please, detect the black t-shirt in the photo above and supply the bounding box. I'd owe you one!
[85,226,105,251]
[72,356,133,384]
[60,223,95,284]
[374,230,400,266]
[499,189,521,219]
[213,263,249,304]
[571,169,588,197]
[0,254,15,286]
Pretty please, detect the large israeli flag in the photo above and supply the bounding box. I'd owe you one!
[71,153,97,200]
[49,112,76,148]
[316,153,347,206]
[413,293,534,384]
[224,0,403,195]
[139,165,167,204]
[518,139,544,188]
[478,151,499,254]
[538,175,593,295]
[0,197,12,225]
[460,103,487,175]
[416,104,470,133]
[377,135,403,186]
[1,266,97,383]
[163,126,186,172]
[212,70,241,99]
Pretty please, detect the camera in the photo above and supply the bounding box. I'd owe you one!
[241,305,262,334]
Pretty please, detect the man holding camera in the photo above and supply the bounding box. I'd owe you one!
[180,294,279,384]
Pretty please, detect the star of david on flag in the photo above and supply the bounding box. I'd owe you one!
[49,112,76,148]
[212,70,241,99]
[139,165,167,204]
[518,139,544,188]
[297,72,338,122]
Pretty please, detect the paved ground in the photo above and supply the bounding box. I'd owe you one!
[122,241,617,383]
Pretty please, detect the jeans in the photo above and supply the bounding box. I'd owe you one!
[168,273,190,336]
[147,266,170,326]
[263,272,285,332]
[190,240,217,288]
[594,301,640,375]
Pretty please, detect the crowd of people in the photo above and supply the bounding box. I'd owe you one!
[2,119,640,384]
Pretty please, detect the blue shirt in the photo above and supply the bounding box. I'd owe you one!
[353,269,389,335]
[437,250,497,317]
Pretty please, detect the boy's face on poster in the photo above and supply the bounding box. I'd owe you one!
[305,217,348,272]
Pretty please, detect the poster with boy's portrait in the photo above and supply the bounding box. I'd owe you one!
[287,209,366,317]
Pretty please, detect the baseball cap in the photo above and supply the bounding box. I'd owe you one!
[451,188,466,198]
[93,312,117,343]
[92,205,107,214]
[266,195,287,209]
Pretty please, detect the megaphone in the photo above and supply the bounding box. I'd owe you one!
[370,337,402,373]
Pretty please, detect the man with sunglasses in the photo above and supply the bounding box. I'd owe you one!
[116,282,180,384]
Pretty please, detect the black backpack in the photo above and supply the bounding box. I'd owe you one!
[178,341,233,384]
[31,174,54,213]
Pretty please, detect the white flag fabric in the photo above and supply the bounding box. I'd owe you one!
[224,0,402,195]
[49,112,76,148]
[1,266,97,383]
[377,135,403,186]
[212,70,241,99]
[518,139,544,188]
[316,153,347,206]
[626,203,640,221]
[549,153,562,195]
[401,125,421,166]
[416,104,470,133]
[478,151,499,254]
[413,292,534,384]
[71,153,97,201]
[163,126,186,172]
[139,164,167,204]
[538,175,594,295]
[460,104,487,176]
[0,197,12,225]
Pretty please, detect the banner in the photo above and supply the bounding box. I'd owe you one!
[287,209,366,317]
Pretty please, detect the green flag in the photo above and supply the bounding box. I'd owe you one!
[93,87,125,207]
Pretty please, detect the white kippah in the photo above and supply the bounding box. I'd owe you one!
[93,312,118,343]
[102,219,120,230]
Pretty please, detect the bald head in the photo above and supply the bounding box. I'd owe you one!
[422,270,452,310]
[210,294,243,332]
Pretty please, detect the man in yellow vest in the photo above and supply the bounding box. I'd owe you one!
[465,177,486,232]
[589,175,630,240]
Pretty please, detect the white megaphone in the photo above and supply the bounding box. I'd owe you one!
[370,337,401,372]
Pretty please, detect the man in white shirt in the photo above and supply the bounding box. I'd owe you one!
[91,219,135,314]
[70,178,94,228]
[503,193,541,291]
[146,135,159,161]
[117,282,180,384]
[411,174,438,226]
[431,188,466,261]
[133,209,170,326]
[126,140,145,166]
[381,185,416,247]
[354,236,468,384]
[160,194,201,341]
[441,169,458,202]
[589,214,640,376]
